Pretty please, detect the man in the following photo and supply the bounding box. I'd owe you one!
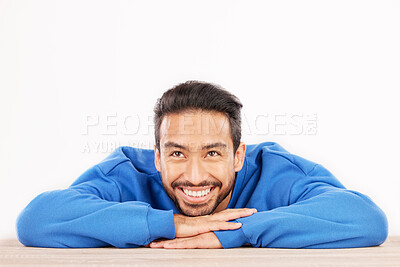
[16,81,388,249]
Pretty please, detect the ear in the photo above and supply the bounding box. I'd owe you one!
[234,142,246,172]
[154,145,161,172]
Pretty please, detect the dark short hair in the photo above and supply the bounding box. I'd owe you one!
[154,81,243,152]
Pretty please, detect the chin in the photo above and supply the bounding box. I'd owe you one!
[181,209,212,217]
[179,201,217,217]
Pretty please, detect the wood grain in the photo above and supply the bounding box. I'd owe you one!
[1,237,399,266]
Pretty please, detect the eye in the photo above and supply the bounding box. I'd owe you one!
[207,151,220,157]
[170,151,184,158]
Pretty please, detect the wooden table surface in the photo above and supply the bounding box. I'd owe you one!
[1,237,399,266]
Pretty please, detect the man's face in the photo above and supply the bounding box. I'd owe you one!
[154,111,246,217]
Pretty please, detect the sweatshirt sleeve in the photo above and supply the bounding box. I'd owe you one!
[16,164,175,248]
[214,164,388,249]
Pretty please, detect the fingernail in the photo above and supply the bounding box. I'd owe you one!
[251,208,257,212]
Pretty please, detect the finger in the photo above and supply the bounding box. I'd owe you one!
[211,208,257,221]
[164,233,222,249]
[163,238,196,249]
[206,221,242,232]
[149,241,165,248]
[190,222,241,236]
[214,208,257,217]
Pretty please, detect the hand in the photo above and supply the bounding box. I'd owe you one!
[174,208,257,238]
[149,232,222,249]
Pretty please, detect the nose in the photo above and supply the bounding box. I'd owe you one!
[184,157,206,185]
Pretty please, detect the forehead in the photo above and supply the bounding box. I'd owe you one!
[159,111,232,149]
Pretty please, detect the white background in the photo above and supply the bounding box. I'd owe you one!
[0,0,399,239]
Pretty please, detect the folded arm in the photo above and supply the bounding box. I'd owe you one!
[214,164,388,248]
[16,165,175,248]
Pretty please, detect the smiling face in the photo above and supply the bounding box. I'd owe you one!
[154,110,246,216]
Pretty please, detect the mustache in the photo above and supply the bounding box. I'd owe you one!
[171,179,222,189]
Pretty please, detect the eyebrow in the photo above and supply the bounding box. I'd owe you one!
[164,142,187,150]
[202,142,227,150]
[163,141,227,151]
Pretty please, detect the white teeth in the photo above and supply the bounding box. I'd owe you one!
[182,188,211,197]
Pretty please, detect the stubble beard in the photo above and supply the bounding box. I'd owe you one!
[162,174,236,217]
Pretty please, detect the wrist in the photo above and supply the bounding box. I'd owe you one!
[173,214,186,237]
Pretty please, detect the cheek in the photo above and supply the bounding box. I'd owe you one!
[205,162,234,184]
[161,162,182,186]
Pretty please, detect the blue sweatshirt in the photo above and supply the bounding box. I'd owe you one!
[16,142,388,248]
